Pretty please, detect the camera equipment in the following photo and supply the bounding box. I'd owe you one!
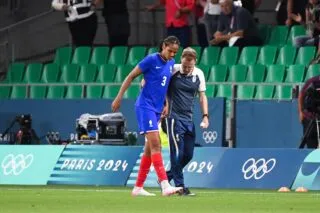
[303,84,320,114]
[300,83,320,148]
[75,112,126,145]
[1,114,40,144]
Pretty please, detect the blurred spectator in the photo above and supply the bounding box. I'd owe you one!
[277,0,309,26]
[210,0,262,48]
[147,0,195,48]
[101,0,130,47]
[51,0,98,47]
[195,0,209,47]
[199,0,221,44]
[293,0,320,48]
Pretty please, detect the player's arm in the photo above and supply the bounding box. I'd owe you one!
[198,69,209,128]
[199,91,209,128]
[111,67,142,112]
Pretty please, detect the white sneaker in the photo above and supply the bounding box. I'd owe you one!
[131,187,156,196]
[162,186,183,196]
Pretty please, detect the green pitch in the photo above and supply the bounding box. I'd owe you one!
[0,186,319,213]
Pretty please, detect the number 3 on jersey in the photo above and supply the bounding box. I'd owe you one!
[161,76,167,86]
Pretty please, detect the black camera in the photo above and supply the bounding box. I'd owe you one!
[15,114,32,129]
[303,84,320,114]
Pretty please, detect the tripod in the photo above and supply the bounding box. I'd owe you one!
[1,118,17,144]
[1,118,40,145]
[299,115,320,149]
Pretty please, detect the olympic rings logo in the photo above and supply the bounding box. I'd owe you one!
[242,158,276,180]
[202,131,218,144]
[1,154,34,176]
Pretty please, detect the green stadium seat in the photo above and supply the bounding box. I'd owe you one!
[0,86,11,99]
[237,85,255,99]
[47,86,65,99]
[265,65,286,83]
[147,47,158,55]
[285,65,305,83]
[30,86,47,99]
[90,47,109,65]
[114,64,134,82]
[287,25,306,45]
[267,26,289,46]
[23,63,43,83]
[126,46,147,66]
[197,64,210,80]
[218,47,239,65]
[207,65,228,82]
[60,64,80,83]
[54,46,72,66]
[3,63,25,83]
[71,46,91,64]
[11,86,27,99]
[295,46,316,65]
[65,85,83,99]
[216,84,232,99]
[255,85,275,99]
[123,85,140,99]
[190,46,202,61]
[87,85,104,99]
[108,46,128,65]
[78,64,97,83]
[41,63,60,83]
[238,46,259,65]
[246,64,266,82]
[228,64,247,82]
[103,85,120,98]
[205,84,216,97]
[274,85,293,100]
[276,46,297,66]
[257,46,278,65]
[174,47,183,63]
[305,64,320,80]
[199,46,220,66]
[257,24,271,44]
[96,64,117,83]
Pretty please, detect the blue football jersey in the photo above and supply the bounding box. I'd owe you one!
[135,53,174,113]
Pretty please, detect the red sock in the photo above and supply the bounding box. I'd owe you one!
[135,155,152,187]
[151,152,168,182]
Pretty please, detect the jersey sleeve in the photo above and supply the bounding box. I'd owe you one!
[138,55,154,73]
[196,68,206,92]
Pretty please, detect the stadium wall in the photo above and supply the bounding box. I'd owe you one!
[0,99,225,146]
[0,145,317,190]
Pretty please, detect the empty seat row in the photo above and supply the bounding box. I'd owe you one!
[0,63,143,84]
[206,84,293,100]
[259,25,307,46]
[0,84,293,100]
[0,85,140,99]
[3,62,320,85]
[201,64,320,83]
[53,44,316,68]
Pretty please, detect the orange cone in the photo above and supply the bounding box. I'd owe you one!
[278,187,290,192]
[295,187,308,192]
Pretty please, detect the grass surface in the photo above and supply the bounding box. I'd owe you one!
[0,186,320,213]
